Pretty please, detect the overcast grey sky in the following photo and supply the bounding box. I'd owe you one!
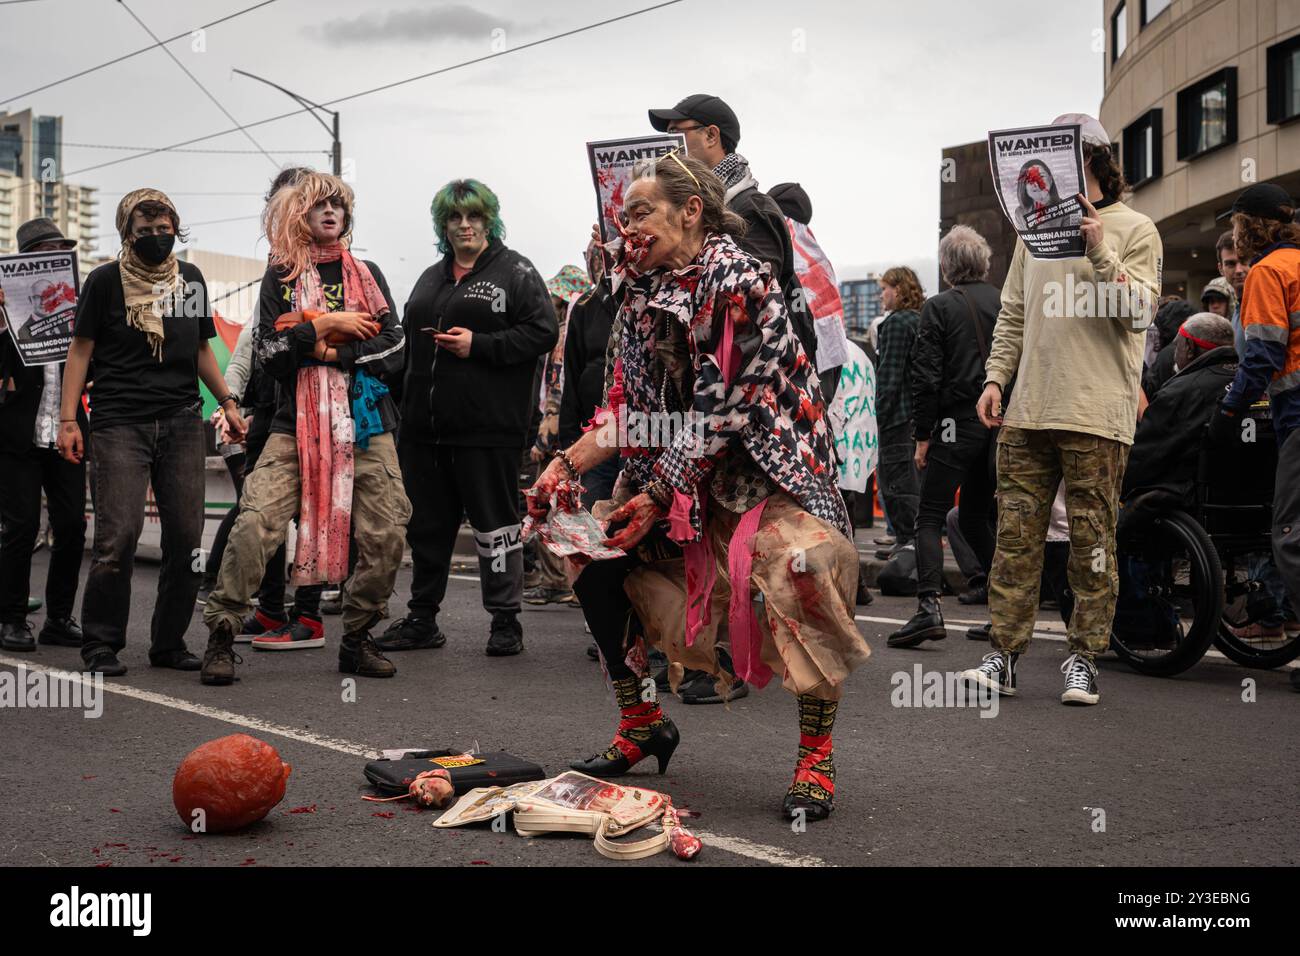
[1,0,1104,309]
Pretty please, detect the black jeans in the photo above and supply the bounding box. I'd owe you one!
[877,422,919,547]
[81,410,205,662]
[916,417,996,596]
[401,441,523,619]
[0,445,86,623]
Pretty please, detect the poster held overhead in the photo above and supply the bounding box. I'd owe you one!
[586,133,687,247]
[988,123,1086,260]
[0,250,80,366]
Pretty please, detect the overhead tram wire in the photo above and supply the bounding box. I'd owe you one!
[116,0,279,169]
[0,0,279,105]
[53,0,686,181]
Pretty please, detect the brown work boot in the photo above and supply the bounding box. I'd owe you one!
[339,631,396,678]
[200,620,241,686]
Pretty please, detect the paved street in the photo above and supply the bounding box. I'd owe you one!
[2,549,1297,869]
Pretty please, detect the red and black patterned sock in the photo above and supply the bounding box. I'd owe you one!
[789,694,837,810]
[597,675,666,763]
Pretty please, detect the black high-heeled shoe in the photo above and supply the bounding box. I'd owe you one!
[569,718,681,777]
[782,790,833,822]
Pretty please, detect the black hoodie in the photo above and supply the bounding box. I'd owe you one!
[398,239,556,448]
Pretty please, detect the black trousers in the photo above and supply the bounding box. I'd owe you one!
[572,526,679,681]
[0,444,86,623]
[916,417,996,596]
[878,422,919,546]
[402,441,523,619]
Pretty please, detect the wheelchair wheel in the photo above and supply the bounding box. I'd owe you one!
[1215,557,1300,668]
[1111,509,1223,676]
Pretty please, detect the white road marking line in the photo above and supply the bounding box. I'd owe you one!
[0,653,828,868]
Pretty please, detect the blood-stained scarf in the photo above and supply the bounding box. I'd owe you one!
[290,242,390,585]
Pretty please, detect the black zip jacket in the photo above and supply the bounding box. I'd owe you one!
[253,258,403,438]
[398,239,556,448]
[558,281,617,446]
[911,281,1002,441]
[0,334,87,454]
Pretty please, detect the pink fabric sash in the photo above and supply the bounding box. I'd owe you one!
[292,365,353,585]
[725,498,772,688]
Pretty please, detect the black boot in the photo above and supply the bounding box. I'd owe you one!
[38,616,84,647]
[0,621,36,652]
[339,631,396,678]
[887,593,947,648]
[966,621,992,641]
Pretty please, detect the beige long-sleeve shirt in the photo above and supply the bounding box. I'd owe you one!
[984,199,1163,445]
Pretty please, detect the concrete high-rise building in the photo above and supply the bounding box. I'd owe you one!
[841,275,884,334]
[1099,0,1300,300]
[0,109,99,277]
[939,140,1019,291]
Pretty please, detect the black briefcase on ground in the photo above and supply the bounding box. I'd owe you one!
[363,750,547,796]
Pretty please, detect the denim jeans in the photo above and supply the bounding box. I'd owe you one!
[81,408,206,662]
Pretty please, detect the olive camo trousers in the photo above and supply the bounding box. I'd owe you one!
[988,426,1129,657]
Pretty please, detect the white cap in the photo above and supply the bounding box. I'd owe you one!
[1052,113,1110,148]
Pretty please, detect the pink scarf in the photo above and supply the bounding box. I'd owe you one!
[290,244,390,586]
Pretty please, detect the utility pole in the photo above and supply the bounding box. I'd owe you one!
[232,69,340,175]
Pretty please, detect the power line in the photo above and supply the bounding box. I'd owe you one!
[4,136,328,154]
[116,0,278,169]
[187,214,261,226]
[55,0,685,180]
[0,0,279,105]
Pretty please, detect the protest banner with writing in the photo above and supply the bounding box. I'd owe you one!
[988,123,1086,260]
[586,133,686,246]
[828,339,876,494]
[0,250,79,366]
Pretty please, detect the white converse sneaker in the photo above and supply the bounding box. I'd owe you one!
[1060,653,1100,705]
[960,650,1018,697]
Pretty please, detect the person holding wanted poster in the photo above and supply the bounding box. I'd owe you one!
[528,153,868,822]
[198,172,407,685]
[960,114,1161,706]
[59,189,247,676]
[0,219,87,652]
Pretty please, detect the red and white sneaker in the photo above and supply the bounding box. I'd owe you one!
[251,614,325,651]
[237,609,287,645]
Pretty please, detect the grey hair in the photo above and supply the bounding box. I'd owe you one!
[939,224,992,284]
[1181,312,1234,349]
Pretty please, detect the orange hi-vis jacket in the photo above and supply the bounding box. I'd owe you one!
[1224,243,1300,438]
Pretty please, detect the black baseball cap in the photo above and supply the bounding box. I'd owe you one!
[1218,183,1296,222]
[648,94,740,147]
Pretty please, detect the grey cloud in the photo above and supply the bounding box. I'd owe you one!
[311,4,515,46]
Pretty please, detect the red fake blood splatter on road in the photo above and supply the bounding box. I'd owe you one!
[96,862,112,868]
[288,804,317,814]
[371,812,395,819]
[239,858,256,866]
[470,860,491,866]
[109,808,121,813]
[82,775,96,780]
[181,835,197,841]
[169,857,183,863]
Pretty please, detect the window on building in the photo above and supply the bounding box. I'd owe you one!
[1141,0,1170,27]
[1112,2,1128,61]
[1177,68,1237,160]
[1266,34,1300,125]
[1122,109,1162,187]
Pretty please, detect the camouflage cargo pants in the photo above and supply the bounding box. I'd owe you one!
[988,426,1129,657]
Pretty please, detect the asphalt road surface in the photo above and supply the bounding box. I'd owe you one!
[2,550,1297,868]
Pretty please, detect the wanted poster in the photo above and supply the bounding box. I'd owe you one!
[0,250,79,366]
[586,133,687,246]
[988,124,1086,260]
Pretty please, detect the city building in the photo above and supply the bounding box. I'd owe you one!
[841,275,883,334]
[1100,0,1300,299]
[0,109,99,277]
[938,139,1019,290]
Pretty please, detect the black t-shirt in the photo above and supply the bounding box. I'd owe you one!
[73,260,214,431]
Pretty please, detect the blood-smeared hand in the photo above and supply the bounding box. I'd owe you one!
[602,493,665,550]
[526,458,565,519]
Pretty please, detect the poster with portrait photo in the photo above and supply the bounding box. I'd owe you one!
[0,249,80,366]
[586,133,687,246]
[988,124,1086,259]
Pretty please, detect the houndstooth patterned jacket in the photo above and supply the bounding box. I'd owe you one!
[603,232,849,542]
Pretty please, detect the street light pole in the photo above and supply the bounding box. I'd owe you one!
[232,69,341,176]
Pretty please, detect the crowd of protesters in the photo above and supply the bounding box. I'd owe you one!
[2,100,1299,822]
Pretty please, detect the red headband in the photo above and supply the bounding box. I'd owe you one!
[1178,325,1222,351]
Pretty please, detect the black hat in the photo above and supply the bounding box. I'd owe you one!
[1219,183,1296,223]
[16,217,77,253]
[768,182,813,225]
[649,94,740,148]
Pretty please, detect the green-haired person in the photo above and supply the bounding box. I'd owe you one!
[378,179,556,657]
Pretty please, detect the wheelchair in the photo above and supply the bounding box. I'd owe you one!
[1110,405,1300,676]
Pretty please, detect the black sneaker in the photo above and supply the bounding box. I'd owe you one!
[960,650,1018,697]
[486,614,523,656]
[966,622,992,641]
[238,609,288,645]
[678,669,748,704]
[319,589,343,615]
[1060,653,1100,705]
[1,620,36,652]
[887,594,947,648]
[83,648,127,677]
[374,616,446,651]
[38,616,84,647]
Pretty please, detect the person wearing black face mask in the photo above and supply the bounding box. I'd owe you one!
[58,188,246,677]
